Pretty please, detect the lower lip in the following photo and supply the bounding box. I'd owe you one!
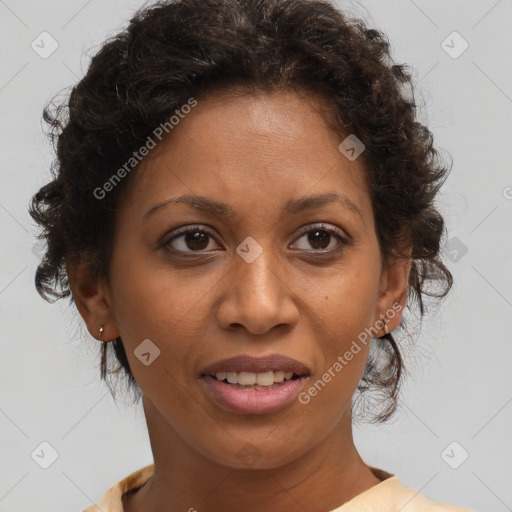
[201,375,309,415]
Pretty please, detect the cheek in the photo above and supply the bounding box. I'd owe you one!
[301,260,380,344]
[297,257,381,400]
[107,248,218,390]
[296,273,376,415]
[110,246,209,334]
[108,268,207,402]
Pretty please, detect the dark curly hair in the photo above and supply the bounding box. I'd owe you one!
[29,0,453,422]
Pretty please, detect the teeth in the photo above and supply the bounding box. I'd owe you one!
[214,370,297,385]
[273,370,285,382]
[255,371,273,386]
[226,372,238,384]
[239,371,257,386]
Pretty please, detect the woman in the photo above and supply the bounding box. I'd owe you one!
[29,0,471,510]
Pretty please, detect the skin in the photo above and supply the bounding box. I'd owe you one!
[68,88,411,512]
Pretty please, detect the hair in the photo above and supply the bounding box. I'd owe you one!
[29,0,453,422]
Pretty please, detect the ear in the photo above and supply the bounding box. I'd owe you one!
[375,251,412,336]
[66,256,119,342]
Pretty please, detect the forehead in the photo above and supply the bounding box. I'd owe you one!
[118,89,372,225]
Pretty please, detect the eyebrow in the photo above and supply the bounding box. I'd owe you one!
[143,192,365,224]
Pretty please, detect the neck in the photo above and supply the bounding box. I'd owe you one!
[123,396,382,512]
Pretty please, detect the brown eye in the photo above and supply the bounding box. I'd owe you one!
[163,225,220,253]
[292,224,348,252]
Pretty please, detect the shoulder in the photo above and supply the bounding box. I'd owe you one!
[80,464,155,512]
[334,469,474,512]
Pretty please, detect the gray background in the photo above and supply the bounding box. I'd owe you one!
[0,0,511,511]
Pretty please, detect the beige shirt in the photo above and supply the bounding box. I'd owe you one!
[81,464,473,512]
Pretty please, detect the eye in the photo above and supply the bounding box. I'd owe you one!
[291,224,349,252]
[161,223,349,255]
[162,225,221,253]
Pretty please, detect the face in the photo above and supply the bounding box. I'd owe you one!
[73,88,409,469]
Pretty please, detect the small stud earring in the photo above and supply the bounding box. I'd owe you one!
[384,322,389,335]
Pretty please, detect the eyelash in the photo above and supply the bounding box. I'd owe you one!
[161,223,349,256]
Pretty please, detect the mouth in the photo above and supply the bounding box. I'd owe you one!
[203,369,305,390]
[199,354,311,414]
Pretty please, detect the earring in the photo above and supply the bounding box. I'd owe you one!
[384,322,389,335]
[99,325,110,346]
[99,325,109,379]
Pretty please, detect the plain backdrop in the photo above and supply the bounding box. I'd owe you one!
[0,1,511,511]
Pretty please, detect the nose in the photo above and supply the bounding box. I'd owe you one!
[215,247,300,335]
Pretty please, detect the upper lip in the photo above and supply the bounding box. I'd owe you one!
[199,354,311,377]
